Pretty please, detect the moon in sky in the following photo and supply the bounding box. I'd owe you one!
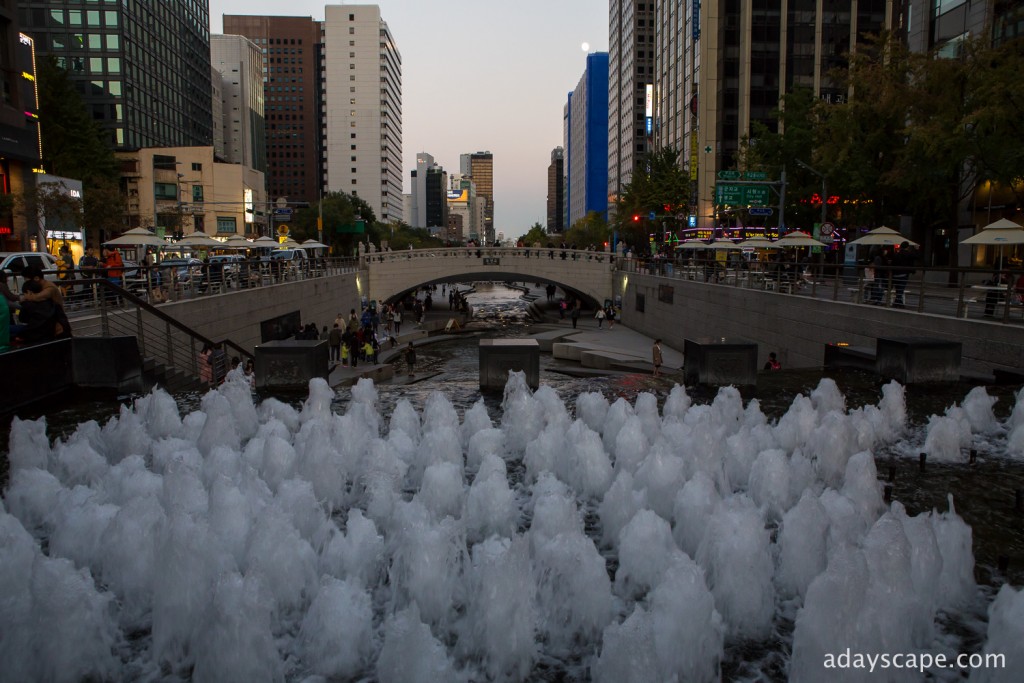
[581,42,590,52]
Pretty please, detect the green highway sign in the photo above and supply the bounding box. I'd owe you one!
[745,185,772,206]
[743,171,768,181]
[717,170,741,180]
[716,183,745,204]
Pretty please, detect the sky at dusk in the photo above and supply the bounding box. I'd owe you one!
[209,0,610,238]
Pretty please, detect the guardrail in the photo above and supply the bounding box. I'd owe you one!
[616,257,1024,324]
[361,246,616,265]
[55,256,358,316]
[82,279,253,386]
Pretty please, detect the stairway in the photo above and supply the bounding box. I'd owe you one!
[142,356,203,393]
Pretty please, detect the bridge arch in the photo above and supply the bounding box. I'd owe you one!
[362,247,615,306]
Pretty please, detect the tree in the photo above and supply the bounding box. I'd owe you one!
[520,222,549,246]
[613,147,691,250]
[564,212,611,249]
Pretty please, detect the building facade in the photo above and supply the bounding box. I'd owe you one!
[0,9,43,250]
[608,0,654,210]
[222,15,321,205]
[20,0,212,150]
[117,146,265,239]
[460,152,494,244]
[211,34,267,174]
[546,147,565,233]
[566,52,609,226]
[322,5,402,225]
[409,152,434,228]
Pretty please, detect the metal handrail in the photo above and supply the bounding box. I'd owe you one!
[87,279,254,383]
[615,258,1024,324]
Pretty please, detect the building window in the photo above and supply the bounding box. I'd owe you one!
[216,217,237,233]
[191,162,202,171]
[192,186,204,203]
[153,183,177,200]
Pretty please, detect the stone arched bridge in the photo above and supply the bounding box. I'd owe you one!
[360,247,616,305]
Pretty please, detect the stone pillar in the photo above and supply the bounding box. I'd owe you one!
[876,337,962,384]
[683,337,758,386]
[479,339,540,390]
[255,340,330,390]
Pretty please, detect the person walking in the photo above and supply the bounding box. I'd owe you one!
[763,352,782,370]
[891,242,916,308]
[652,339,663,377]
[328,323,342,364]
[404,341,417,377]
[595,306,606,328]
[570,304,580,329]
[606,305,616,329]
[393,306,403,336]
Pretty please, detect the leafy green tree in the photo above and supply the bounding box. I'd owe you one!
[613,147,691,249]
[520,222,549,245]
[565,211,611,249]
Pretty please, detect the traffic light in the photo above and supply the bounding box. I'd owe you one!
[632,214,640,222]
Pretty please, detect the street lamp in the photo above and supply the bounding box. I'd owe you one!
[795,159,827,227]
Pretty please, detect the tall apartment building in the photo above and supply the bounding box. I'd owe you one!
[20,1,212,149]
[211,35,267,174]
[565,53,609,227]
[322,5,402,225]
[409,152,434,228]
[0,10,43,250]
[222,15,321,204]
[460,152,494,244]
[546,147,565,233]
[608,0,654,209]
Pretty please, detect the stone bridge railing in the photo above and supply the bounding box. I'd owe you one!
[361,247,617,304]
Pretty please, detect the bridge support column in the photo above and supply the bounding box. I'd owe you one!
[876,337,961,384]
[479,339,539,390]
[683,337,758,387]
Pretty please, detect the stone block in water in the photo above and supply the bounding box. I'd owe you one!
[683,337,758,387]
[255,340,330,390]
[876,337,961,384]
[479,339,539,390]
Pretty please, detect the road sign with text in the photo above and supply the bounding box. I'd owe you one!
[716,183,745,204]
[717,170,741,180]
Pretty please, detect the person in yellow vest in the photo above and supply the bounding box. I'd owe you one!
[340,341,350,367]
[362,339,375,364]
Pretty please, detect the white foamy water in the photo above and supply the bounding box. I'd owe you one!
[2,370,1023,682]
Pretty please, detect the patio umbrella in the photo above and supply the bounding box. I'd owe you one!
[775,230,826,248]
[707,238,742,250]
[300,239,329,250]
[674,240,710,250]
[252,236,278,246]
[175,231,222,248]
[221,234,251,250]
[962,218,1024,269]
[848,226,919,247]
[104,227,167,248]
[737,237,782,249]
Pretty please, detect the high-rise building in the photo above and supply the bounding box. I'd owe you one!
[410,153,447,231]
[211,35,267,174]
[222,15,321,204]
[460,152,493,244]
[323,5,402,225]
[608,0,654,210]
[20,0,212,150]
[410,152,434,228]
[0,11,43,250]
[565,53,609,227]
[546,147,565,233]
[664,1,893,230]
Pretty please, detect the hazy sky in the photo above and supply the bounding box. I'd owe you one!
[209,0,609,238]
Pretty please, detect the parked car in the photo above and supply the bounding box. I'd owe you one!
[269,249,308,278]
[158,257,204,285]
[0,251,59,291]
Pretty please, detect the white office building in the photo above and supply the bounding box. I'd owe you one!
[322,5,402,223]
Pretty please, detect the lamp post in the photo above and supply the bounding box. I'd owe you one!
[795,159,827,227]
